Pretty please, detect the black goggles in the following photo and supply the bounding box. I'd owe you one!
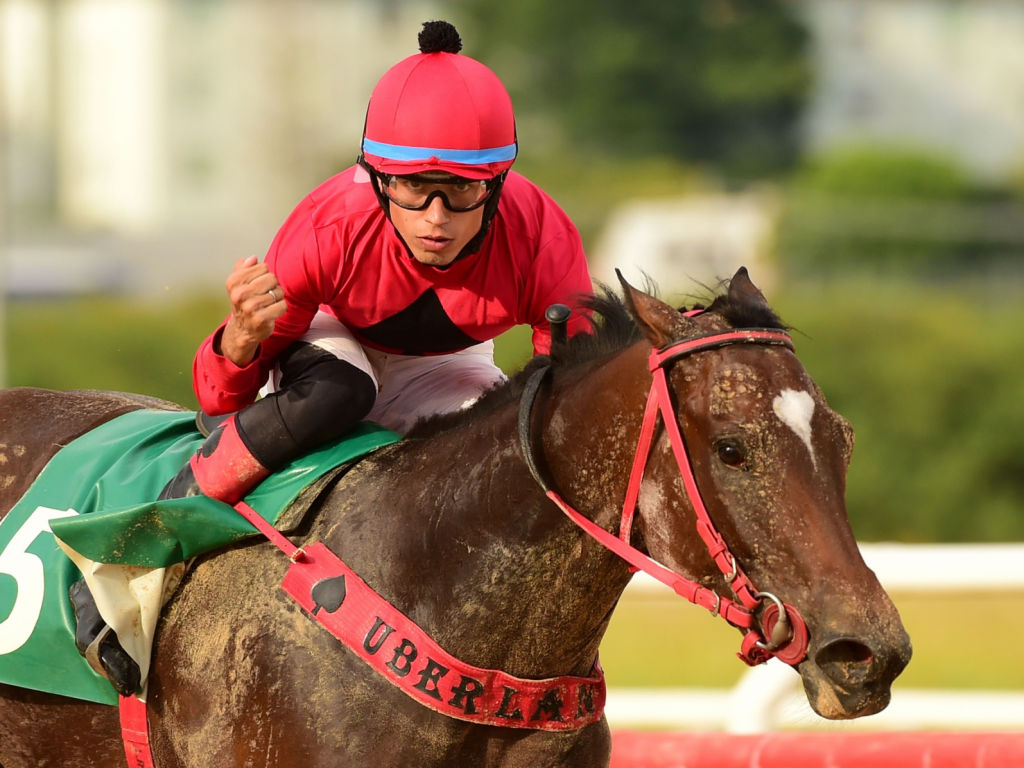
[370,169,498,213]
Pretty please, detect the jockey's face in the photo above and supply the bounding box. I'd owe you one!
[388,187,485,267]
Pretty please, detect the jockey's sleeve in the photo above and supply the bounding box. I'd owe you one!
[524,226,594,357]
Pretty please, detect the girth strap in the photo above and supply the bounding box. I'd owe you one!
[119,694,155,768]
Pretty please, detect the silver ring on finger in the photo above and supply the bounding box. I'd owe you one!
[268,288,281,302]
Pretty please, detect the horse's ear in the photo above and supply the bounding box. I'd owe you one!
[616,270,699,348]
[728,267,770,310]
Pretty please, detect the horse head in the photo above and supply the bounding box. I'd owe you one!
[541,268,911,720]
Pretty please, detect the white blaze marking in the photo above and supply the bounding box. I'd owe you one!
[773,389,817,467]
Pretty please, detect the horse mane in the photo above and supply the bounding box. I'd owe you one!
[405,277,788,440]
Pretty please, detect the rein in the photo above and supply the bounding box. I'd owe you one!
[517,326,810,668]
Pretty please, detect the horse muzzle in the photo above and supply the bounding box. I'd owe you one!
[800,629,913,719]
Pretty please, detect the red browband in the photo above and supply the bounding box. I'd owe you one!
[518,325,810,668]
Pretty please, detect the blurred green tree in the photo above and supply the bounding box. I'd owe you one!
[775,281,1024,542]
[792,145,973,200]
[779,144,1024,274]
[454,0,811,177]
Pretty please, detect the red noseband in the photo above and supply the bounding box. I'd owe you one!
[518,326,810,667]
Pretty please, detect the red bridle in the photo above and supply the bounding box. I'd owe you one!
[518,325,810,667]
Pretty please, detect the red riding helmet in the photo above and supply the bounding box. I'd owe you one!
[361,21,517,181]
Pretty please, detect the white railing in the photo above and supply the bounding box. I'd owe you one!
[607,543,1024,733]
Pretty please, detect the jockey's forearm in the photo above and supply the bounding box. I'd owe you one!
[217,319,262,368]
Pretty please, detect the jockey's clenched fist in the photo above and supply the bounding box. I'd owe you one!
[217,255,287,367]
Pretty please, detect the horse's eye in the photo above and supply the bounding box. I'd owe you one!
[717,443,746,467]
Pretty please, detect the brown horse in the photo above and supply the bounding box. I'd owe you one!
[0,272,910,768]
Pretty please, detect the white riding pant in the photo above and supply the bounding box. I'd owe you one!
[261,310,507,434]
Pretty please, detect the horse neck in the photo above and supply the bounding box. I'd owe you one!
[540,343,654,532]
[330,348,650,681]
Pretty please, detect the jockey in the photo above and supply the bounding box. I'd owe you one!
[70,20,593,695]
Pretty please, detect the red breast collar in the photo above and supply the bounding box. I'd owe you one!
[225,501,607,730]
[280,541,604,729]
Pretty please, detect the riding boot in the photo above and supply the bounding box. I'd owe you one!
[161,343,375,503]
[158,415,272,504]
[69,578,141,697]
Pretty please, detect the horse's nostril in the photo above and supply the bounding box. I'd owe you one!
[815,638,877,686]
[819,639,874,665]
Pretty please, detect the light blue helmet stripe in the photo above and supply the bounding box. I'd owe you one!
[362,138,517,165]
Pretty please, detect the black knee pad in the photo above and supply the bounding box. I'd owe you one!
[237,343,377,469]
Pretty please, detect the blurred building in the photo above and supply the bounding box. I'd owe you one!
[3,0,1022,298]
[0,0,435,296]
[590,191,781,301]
[797,0,1024,182]
[594,0,1024,294]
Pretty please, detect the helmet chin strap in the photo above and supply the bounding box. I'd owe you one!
[358,154,507,270]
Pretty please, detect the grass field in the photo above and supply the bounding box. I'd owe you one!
[601,590,1024,691]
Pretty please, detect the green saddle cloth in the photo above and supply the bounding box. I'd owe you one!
[0,409,401,704]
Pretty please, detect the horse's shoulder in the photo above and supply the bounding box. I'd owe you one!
[0,388,186,519]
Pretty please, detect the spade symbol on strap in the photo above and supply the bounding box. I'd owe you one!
[311,576,347,616]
